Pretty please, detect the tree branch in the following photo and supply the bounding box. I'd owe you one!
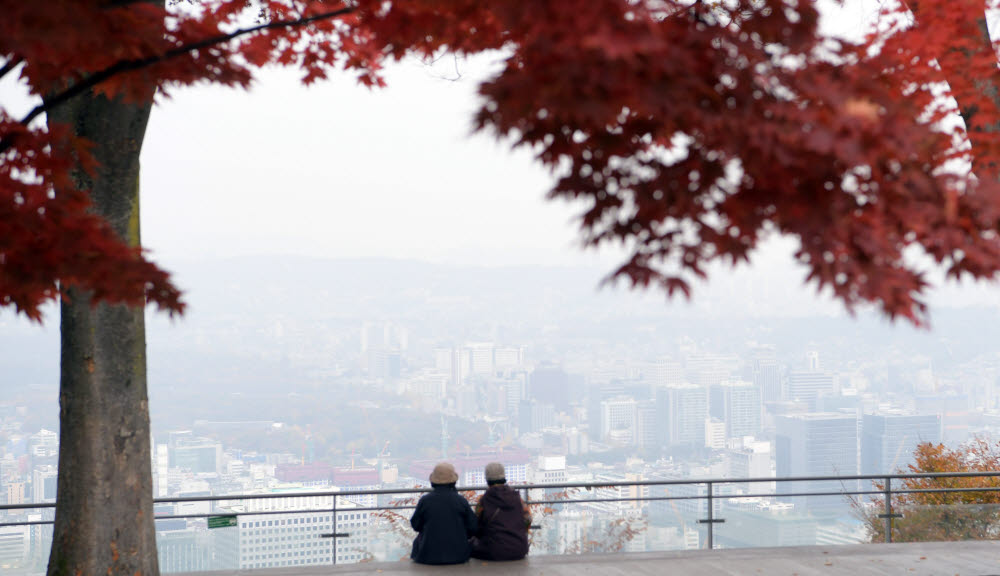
[0,5,355,154]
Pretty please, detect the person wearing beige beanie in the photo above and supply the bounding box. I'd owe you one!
[410,462,477,565]
[429,462,459,484]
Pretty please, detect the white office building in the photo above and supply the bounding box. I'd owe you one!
[228,491,371,568]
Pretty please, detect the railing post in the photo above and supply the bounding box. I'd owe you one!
[706,482,714,549]
[884,477,892,544]
[332,496,338,565]
[873,476,901,543]
[696,481,725,549]
[523,487,530,530]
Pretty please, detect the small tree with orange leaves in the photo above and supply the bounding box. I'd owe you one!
[862,439,1000,543]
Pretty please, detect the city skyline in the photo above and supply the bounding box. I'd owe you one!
[3,318,976,571]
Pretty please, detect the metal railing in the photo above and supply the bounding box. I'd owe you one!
[3,471,1000,567]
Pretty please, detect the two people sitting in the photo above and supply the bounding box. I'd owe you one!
[410,461,532,565]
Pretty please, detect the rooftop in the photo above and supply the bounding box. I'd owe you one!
[183,540,1000,576]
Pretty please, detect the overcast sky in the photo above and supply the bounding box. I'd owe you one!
[2,0,998,325]
[134,0,879,267]
[133,0,1000,314]
[140,54,585,267]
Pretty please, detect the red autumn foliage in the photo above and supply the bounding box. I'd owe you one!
[3,0,1000,323]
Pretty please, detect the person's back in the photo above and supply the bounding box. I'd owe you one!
[410,463,477,565]
[471,462,530,561]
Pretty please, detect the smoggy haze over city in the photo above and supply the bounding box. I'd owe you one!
[5,0,1000,572]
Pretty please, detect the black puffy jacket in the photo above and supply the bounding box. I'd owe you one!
[410,484,478,565]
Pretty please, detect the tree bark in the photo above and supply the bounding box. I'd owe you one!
[46,88,158,575]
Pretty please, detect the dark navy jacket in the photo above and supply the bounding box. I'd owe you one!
[410,484,477,565]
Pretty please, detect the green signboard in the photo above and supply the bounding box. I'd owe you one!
[207,515,238,529]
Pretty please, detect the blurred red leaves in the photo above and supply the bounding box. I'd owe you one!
[3,0,1000,324]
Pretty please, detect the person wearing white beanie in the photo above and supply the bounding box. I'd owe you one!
[470,462,531,561]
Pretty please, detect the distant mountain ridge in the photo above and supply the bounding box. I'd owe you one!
[3,256,999,401]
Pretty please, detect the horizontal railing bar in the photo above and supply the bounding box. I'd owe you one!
[532,494,706,506]
[157,487,439,503]
[154,504,420,521]
[326,504,416,513]
[11,485,1000,530]
[0,519,53,527]
[6,472,1000,528]
[155,509,331,521]
[720,490,881,500]
[0,502,55,510]
[128,471,1000,506]
[506,472,1000,492]
[895,487,1000,495]
[530,489,887,506]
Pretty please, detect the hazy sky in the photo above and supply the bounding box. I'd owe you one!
[2,0,998,323]
[132,0,1000,314]
[140,55,582,267]
[133,0,880,267]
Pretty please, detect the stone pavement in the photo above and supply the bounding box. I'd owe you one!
[187,540,1000,576]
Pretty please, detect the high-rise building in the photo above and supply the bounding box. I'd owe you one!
[5,482,25,505]
[360,321,407,352]
[657,384,709,447]
[530,364,572,411]
[361,322,407,380]
[433,348,453,371]
[532,454,567,484]
[464,342,495,375]
[711,381,763,439]
[155,444,170,497]
[646,358,684,387]
[404,371,449,407]
[519,400,556,435]
[787,371,837,411]
[705,418,726,450]
[499,371,527,417]
[157,524,238,573]
[27,429,58,459]
[233,493,369,568]
[0,526,29,568]
[861,413,942,475]
[494,346,526,369]
[636,400,658,449]
[172,441,223,475]
[751,348,782,403]
[776,413,858,510]
[726,441,774,494]
[0,455,18,485]
[600,396,638,446]
[587,378,630,439]
[806,350,821,372]
[452,347,464,389]
[30,466,56,503]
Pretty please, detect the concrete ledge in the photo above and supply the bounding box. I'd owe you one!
[186,541,1000,576]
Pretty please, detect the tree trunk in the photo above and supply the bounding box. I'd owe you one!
[46,88,158,575]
